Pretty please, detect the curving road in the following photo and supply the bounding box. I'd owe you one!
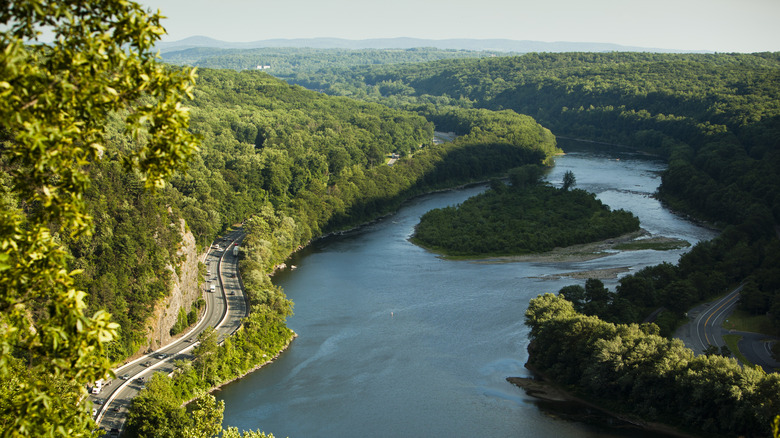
[691,285,742,353]
[675,286,740,356]
[92,226,247,433]
[676,284,779,372]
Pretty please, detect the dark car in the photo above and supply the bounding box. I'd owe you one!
[141,361,152,367]
[109,428,120,438]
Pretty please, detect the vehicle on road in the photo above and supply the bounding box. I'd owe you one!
[120,374,130,380]
[141,361,152,367]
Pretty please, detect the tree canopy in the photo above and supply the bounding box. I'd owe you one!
[0,1,197,436]
[525,293,780,437]
[412,173,639,257]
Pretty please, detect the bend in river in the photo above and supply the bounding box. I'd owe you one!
[217,140,717,437]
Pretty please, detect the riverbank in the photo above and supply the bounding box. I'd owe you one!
[471,229,688,265]
[183,332,298,406]
[508,364,701,438]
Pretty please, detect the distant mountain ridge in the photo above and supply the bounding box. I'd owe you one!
[155,36,707,54]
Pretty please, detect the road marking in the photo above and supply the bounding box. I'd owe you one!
[96,229,245,428]
[701,290,740,346]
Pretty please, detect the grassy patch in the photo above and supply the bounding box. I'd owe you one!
[722,334,756,367]
[722,309,780,336]
[614,238,690,251]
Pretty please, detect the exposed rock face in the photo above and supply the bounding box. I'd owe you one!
[144,219,203,351]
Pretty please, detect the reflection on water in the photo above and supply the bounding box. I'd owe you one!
[217,141,716,438]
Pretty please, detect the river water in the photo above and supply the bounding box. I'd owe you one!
[217,141,717,437]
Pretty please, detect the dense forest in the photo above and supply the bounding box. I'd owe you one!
[6,8,780,434]
[525,293,780,437]
[412,168,639,256]
[2,59,557,437]
[60,66,558,361]
[263,51,780,334]
[114,68,559,437]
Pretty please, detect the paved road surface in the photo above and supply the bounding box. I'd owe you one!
[92,227,247,433]
[675,284,779,372]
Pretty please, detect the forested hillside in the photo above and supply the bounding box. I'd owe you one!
[54,67,559,362]
[111,67,560,436]
[277,52,780,333]
[3,33,560,432]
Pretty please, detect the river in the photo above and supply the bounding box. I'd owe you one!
[217,140,718,437]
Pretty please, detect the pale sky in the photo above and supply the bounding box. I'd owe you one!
[139,0,780,53]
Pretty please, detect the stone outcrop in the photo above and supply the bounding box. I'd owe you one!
[144,219,203,351]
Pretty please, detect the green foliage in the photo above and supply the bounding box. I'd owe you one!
[413,183,639,256]
[125,309,294,436]
[124,373,226,438]
[525,293,780,437]
[0,1,197,436]
[561,170,576,191]
[310,50,780,331]
[124,373,189,438]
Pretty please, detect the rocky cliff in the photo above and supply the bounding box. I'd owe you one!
[144,219,203,351]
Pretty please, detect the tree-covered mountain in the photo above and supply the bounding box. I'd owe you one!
[4,37,559,433]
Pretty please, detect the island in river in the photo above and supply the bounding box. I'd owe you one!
[411,176,644,258]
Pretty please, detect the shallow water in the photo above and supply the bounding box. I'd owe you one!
[217,141,717,437]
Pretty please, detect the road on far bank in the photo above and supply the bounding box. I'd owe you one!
[674,284,780,372]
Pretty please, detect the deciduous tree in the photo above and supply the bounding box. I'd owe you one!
[0,1,197,436]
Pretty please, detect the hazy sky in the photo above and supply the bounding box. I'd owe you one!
[139,0,780,52]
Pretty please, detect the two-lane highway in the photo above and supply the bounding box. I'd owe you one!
[92,226,248,433]
[676,284,779,372]
[692,285,742,353]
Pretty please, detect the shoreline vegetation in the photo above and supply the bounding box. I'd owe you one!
[184,332,298,406]
[522,294,780,437]
[410,175,644,259]
[507,365,699,438]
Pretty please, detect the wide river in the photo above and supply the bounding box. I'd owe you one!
[218,140,718,437]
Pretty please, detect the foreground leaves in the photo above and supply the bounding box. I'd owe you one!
[0,1,197,436]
